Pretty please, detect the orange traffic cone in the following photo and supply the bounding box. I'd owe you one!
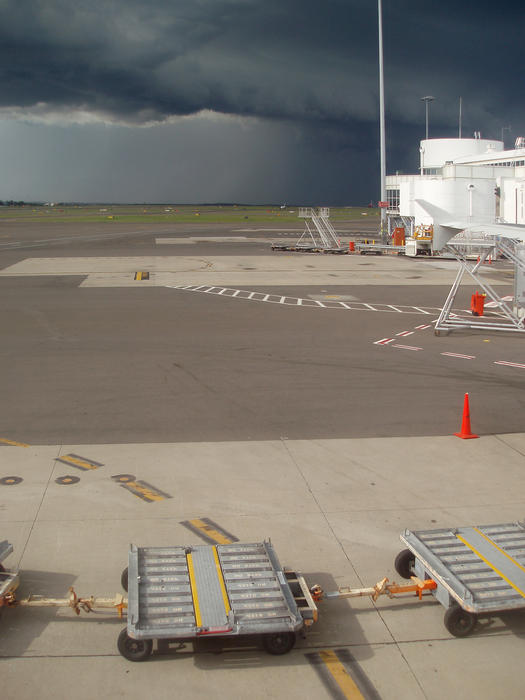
[454,393,479,439]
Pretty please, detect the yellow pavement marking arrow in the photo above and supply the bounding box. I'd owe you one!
[319,650,365,700]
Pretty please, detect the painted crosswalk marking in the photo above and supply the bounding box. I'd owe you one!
[167,284,442,315]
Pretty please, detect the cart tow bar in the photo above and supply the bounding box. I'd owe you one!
[3,587,128,618]
[310,576,437,603]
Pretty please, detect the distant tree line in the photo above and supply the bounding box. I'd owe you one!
[0,201,42,206]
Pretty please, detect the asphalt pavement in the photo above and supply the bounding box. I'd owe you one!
[1,221,525,700]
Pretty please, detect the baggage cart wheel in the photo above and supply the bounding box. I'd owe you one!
[117,628,153,661]
[121,567,128,592]
[444,604,477,637]
[262,632,296,655]
[394,549,415,580]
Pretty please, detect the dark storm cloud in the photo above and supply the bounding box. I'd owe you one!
[0,0,523,203]
[1,0,522,131]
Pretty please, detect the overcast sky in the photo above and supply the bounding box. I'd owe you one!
[0,0,523,204]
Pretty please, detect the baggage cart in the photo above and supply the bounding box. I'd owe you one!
[395,521,525,636]
[118,540,318,661]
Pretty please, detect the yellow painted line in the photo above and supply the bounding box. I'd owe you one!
[0,438,29,447]
[124,481,165,502]
[186,553,202,627]
[456,533,525,599]
[213,546,231,615]
[59,456,98,470]
[319,650,365,699]
[188,518,233,545]
[474,527,525,576]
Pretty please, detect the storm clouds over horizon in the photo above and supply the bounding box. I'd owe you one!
[0,0,523,203]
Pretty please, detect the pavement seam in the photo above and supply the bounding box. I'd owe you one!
[16,445,64,569]
[494,434,525,459]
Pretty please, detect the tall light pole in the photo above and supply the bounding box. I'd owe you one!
[421,96,434,140]
[378,0,386,240]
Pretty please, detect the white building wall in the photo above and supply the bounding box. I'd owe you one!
[501,178,525,224]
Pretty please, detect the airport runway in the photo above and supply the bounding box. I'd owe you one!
[1,222,525,700]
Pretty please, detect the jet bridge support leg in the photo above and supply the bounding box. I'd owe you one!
[435,240,525,335]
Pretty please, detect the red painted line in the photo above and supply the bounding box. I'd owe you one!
[441,352,476,360]
[392,344,423,351]
[396,330,414,337]
[415,324,432,330]
[495,360,525,369]
[374,338,394,345]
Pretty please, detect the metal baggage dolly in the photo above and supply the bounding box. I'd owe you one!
[0,540,20,612]
[118,540,318,661]
[395,522,525,636]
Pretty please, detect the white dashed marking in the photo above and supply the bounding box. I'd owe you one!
[441,352,476,360]
[392,344,423,351]
[494,360,525,369]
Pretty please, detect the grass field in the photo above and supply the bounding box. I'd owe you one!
[0,204,381,224]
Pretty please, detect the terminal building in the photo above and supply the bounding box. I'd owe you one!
[386,135,525,254]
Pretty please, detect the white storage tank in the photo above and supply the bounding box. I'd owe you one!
[420,138,503,170]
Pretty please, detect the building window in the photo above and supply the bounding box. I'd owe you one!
[387,189,400,211]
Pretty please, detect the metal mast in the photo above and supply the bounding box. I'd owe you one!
[378,0,386,240]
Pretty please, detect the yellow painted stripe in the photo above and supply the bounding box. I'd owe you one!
[187,553,202,627]
[456,533,525,599]
[188,518,233,545]
[213,546,231,615]
[0,438,29,447]
[319,650,365,699]
[126,481,165,502]
[474,527,525,576]
[61,456,98,470]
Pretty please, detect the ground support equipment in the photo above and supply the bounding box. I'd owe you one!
[311,521,525,638]
[355,243,405,255]
[0,540,19,607]
[396,522,525,636]
[435,238,525,334]
[272,207,344,254]
[271,243,347,254]
[119,541,317,661]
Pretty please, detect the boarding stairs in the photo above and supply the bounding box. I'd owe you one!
[295,208,342,250]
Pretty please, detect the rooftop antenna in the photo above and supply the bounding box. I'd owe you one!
[421,96,434,140]
[501,125,511,147]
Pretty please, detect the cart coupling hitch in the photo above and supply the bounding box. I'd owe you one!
[310,576,437,603]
